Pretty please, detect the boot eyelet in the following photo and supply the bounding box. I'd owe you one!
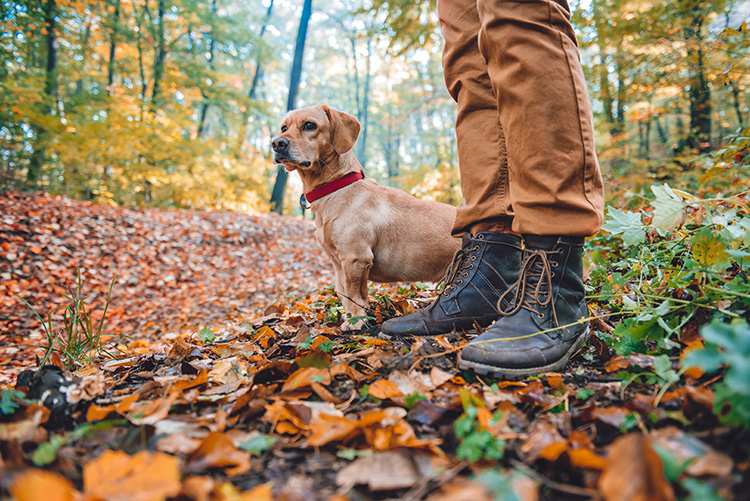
[537,313,545,319]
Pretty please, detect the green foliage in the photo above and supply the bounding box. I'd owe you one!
[239,434,278,456]
[198,327,216,344]
[684,319,750,428]
[593,177,749,359]
[475,469,523,501]
[0,389,27,415]
[23,271,114,369]
[32,419,126,466]
[403,391,427,409]
[453,405,505,463]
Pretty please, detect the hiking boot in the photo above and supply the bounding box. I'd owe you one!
[381,232,522,336]
[459,236,589,376]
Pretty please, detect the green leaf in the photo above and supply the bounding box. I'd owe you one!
[681,478,724,501]
[650,184,685,233]
[404,392,427,409]
[198,327,215,344]
[31,435,68,466]
[575,388,594,401]
[691,229,730,269]
[239,434,277,456]
[684,346,723,373]
[0,389,25,415]
[475,470,519,501]
[602,206,646,246]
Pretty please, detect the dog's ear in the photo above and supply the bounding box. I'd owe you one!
[321,104,360,155]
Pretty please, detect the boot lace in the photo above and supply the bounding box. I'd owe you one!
[437,244,480,294]
[496,249,561,325]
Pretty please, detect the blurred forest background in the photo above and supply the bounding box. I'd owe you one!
[0,0,748,214]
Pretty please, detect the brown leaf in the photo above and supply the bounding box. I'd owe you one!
[599,434,675,501]
[368,379,403,399]
[650,427,733,477]
[336,450,420,491]
[10,469,77,501]
[520,417,565,462]
[282,367,331,392]
[83,450,181,501]
[187,432,251,476]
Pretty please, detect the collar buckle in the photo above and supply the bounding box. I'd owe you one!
[300,194,311,210]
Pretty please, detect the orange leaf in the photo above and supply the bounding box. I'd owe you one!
[282,367,331,392]
[83,450,181,501]
[368,379,403,400]
[10,469,77,501]
[187,432,251,476]
[599,434,675,501]
[308,413,359,446]
[546,373,564,389]
[87,393,139,422]
[568,448,607,470]
[538,441,568,461]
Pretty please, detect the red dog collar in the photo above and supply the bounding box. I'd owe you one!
[301,171,365,209]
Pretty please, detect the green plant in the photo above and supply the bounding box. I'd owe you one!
[32,419,126,466]
[591,180,748,360]
[684,318,750,428]
[0,389,27,415]
[23,270,115,369]
[239,434,277,456]
[453,405,505,463]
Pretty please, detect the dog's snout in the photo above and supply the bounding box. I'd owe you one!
[272,136,289,153]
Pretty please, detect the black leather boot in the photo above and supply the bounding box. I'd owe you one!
[459,236,589,376]
[381,232,522,336]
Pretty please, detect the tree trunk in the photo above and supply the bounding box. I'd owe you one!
[150,0,167,109]
[27,0,57,184]
[106,0,121,93]
[136,2,147,119]
[235,0,275,157]
[269,0,312,214]
[196,0,218,138]
[729,81,745,129]
[684,11,711,152]
[356,36,372,166]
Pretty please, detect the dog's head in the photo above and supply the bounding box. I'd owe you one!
[271,105,360,172]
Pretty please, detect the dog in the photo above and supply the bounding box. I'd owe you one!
[271,104,461,330]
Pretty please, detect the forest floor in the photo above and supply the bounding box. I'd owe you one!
[0,184,748,501]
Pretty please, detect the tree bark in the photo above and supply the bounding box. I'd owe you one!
[269,0,312,214]
[150,0,167,109]
[106,0,121,93]
[729,80,745,129]
[28,0,57,184]
[356,36,372,166]
[196,0,218,138]
[684,10,711,152]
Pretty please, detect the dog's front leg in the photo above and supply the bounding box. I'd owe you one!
[338,252,372,331]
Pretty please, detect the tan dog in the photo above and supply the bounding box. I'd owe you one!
[271,104,460,330]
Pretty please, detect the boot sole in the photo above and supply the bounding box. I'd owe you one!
[457,326,590,378]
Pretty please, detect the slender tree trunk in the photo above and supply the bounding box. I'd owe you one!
[106,0,121,93]
[235,0,275,157]
[197,0,218,138]
[356,36,372,165]
[75,16,92,95]
[685,12,711,152]
[150,0,167,109]
[729,81,745,129]
[269,0,312,214]
[28,0,57,184]
[654,114,669,145]
[136,3,147,119]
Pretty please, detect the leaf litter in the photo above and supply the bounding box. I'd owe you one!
[1,187,749,500]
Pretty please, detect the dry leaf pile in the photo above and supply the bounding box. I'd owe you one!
[1,192,747,500]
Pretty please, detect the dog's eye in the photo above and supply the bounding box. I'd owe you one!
[280,125,288,133]
[302,121,317,131]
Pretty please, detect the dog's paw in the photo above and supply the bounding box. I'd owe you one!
[341,317,366,332]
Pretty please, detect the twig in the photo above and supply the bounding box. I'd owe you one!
[511,460,597,498]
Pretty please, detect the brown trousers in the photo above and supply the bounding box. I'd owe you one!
[439,0,604,236]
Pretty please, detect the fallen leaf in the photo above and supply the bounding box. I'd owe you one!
[83,449,181,501]
[568,448,607,470]
[336,450,420,491]
[599,433,675,501]
[10,469,77,501]
[282,367,331,392]
[368,379,403,399]
[187,432,251,476]
[650,427,733,477]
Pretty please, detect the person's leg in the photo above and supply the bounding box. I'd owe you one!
[439,0,513,236]
[459,0,604,375]
[381,0,522,337]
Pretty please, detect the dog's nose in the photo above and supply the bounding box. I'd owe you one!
[272,137,289,153]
